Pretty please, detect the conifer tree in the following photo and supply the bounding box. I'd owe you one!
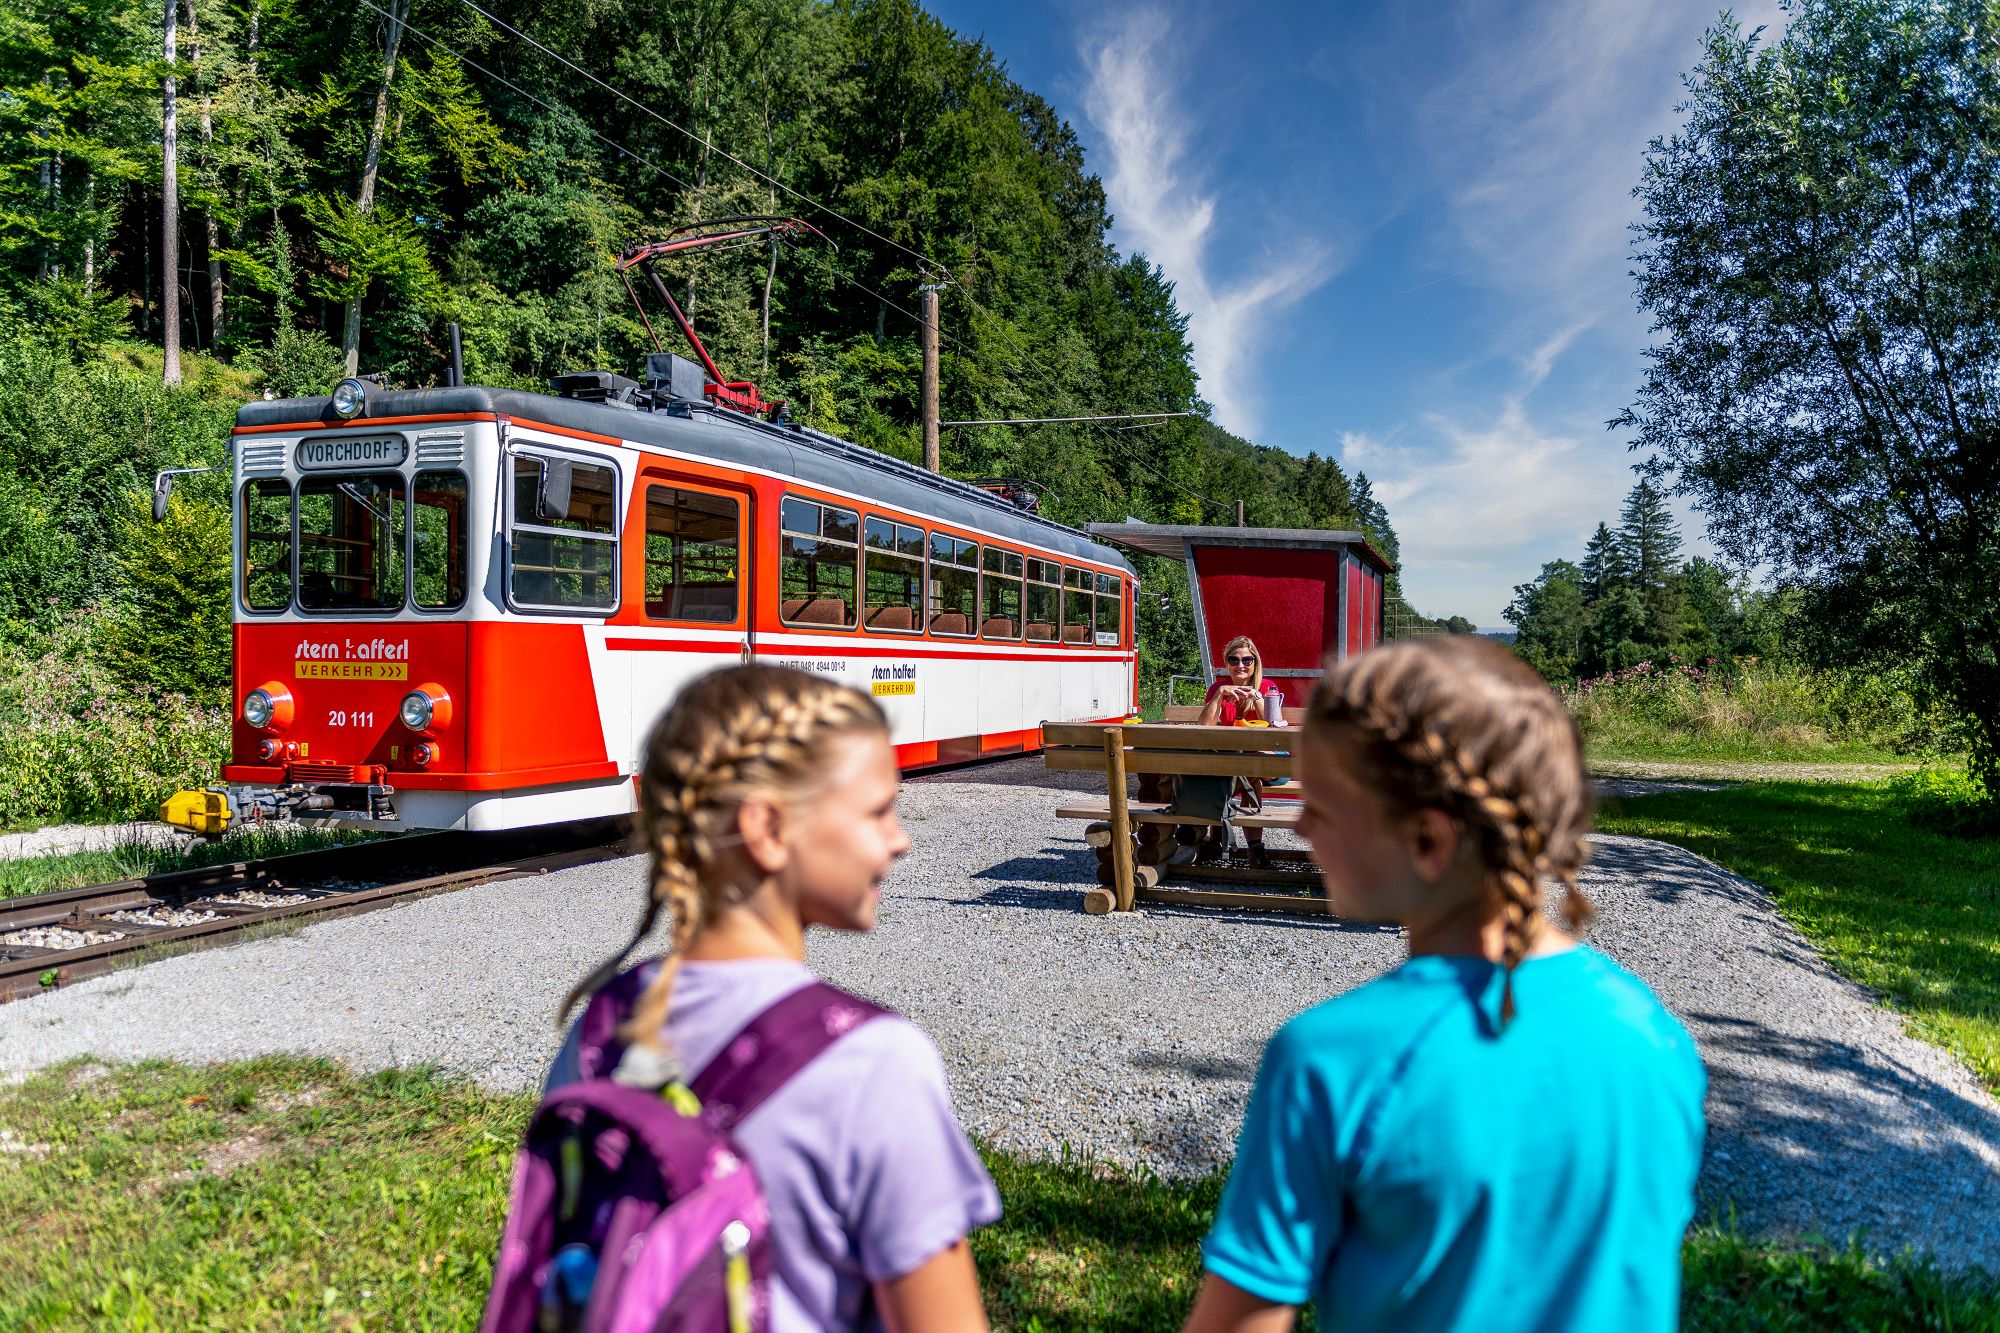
[1617,478,1681,595]
[1617,478,1688,647]
[1579,522,1627,603]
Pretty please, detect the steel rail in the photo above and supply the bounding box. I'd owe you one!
[0,820,634,1002]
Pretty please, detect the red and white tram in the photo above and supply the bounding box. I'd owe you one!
[171,362,1139,834]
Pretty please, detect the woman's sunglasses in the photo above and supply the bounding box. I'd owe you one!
[1226,654,1258,666]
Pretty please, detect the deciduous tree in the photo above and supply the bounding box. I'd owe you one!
[1620,0,2000,793]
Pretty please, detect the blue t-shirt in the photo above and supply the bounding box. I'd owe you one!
[1203,946,1705,1332]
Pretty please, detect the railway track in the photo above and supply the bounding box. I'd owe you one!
[0,820,634,1002]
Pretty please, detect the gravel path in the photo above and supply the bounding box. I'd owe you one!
[0,821,192,861]
[2,758,1995,1268]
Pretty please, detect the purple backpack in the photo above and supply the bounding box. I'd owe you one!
[482,963,889,1333]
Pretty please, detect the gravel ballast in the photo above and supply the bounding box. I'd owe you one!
[1,758,1995,1268]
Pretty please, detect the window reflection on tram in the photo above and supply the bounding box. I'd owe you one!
[298,474,406,611]
[237,470,468,614]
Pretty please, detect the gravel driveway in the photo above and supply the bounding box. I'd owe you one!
[2,758,1995,1269]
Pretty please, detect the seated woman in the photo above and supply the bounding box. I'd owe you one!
[1200,636,1269,726]
[1195,636,1272,868]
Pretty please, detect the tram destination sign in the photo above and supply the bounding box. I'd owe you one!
[295,434,408,470]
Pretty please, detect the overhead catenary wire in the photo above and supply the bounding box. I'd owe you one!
[952,290,1231,517]
[942,411,1197,427]
[348,0,956,357]
[351,0,695,194]
[451,0,952,280]
[351,0,1227,517]
[440,0,1219,517]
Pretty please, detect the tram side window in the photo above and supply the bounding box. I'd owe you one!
[982,547,1023,639]
[298,474,406,612]
[779,496,858,627]
[1061,566,1092,644]
[863,517,924,633]
[1025,558,1060,643]
[240,478,293,611]
[412,471,468,610]
[510,455,619,611]
[645,487,739,623]
[1094,572,1122,646]
[928,533,977,636]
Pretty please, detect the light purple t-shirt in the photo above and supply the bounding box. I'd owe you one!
[547,958,1000,1331]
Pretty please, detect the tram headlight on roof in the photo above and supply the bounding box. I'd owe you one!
[331,377,367,419]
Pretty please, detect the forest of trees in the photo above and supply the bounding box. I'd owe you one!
[1503,478,1781,684]
[0,0,1466,694]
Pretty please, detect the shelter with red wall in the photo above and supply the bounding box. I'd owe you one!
[1086,522,1396,709]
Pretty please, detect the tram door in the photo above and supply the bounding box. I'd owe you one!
[625,468,756,737]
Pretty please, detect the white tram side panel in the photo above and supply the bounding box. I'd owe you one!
[975,654,1027,740]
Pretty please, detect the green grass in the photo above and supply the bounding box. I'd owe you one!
[1597,781,2000,1094]
[0,827,383,901]
[1,1059,1993,1330]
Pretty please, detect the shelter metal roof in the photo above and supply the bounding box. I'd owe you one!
[1085,521,1396,573]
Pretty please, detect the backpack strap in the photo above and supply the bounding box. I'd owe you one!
[572,958,663,1083]
[690,981,891,1133]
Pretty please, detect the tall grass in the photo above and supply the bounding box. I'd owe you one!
[1564,658,1953,764]
[0,826,382,900]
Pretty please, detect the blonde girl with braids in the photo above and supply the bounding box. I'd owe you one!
[545,665,1000,1333]
[1184,637,1705,1333]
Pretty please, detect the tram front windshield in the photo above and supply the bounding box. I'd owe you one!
[241,470,467,614]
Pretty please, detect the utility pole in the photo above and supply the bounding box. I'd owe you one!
[1235,500,1245,526]
[920,281,941,472]
[161,0,181,386]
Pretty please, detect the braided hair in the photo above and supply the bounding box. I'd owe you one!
[1306,636,1593,1025]
[559,665,888,1048]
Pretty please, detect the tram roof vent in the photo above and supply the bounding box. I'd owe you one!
[551,371,641,406]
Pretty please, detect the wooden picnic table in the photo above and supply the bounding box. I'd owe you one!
[1040,719,1329,917]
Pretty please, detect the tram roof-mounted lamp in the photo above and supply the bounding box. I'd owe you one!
[331,377,368,420]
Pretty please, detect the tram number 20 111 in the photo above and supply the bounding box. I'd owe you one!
[327,710,377,728]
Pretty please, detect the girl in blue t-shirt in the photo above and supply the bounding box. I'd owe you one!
[1184,636,1706,1333]
[547,665,999,1333]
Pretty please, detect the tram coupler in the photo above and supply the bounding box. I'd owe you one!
[160,781,402,836]
[160,787,233,837]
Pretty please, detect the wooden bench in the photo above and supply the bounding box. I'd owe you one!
[1041,721,1326,917]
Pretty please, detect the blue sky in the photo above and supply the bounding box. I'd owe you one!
[924,0,1784,628]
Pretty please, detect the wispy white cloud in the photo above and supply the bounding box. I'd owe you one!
[1080,9,1336,436]
[1332,0,1775,621]
[1339,323,1644,625]
[1387,0,1786,319]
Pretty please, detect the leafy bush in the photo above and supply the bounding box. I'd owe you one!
[13,276,130,353]
[252,323,346,399]
[101,490,234,705]
[1563,657,1954,762]
[1887,767,2000,838]
[0,334,243,632]
[0,629,229,830]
